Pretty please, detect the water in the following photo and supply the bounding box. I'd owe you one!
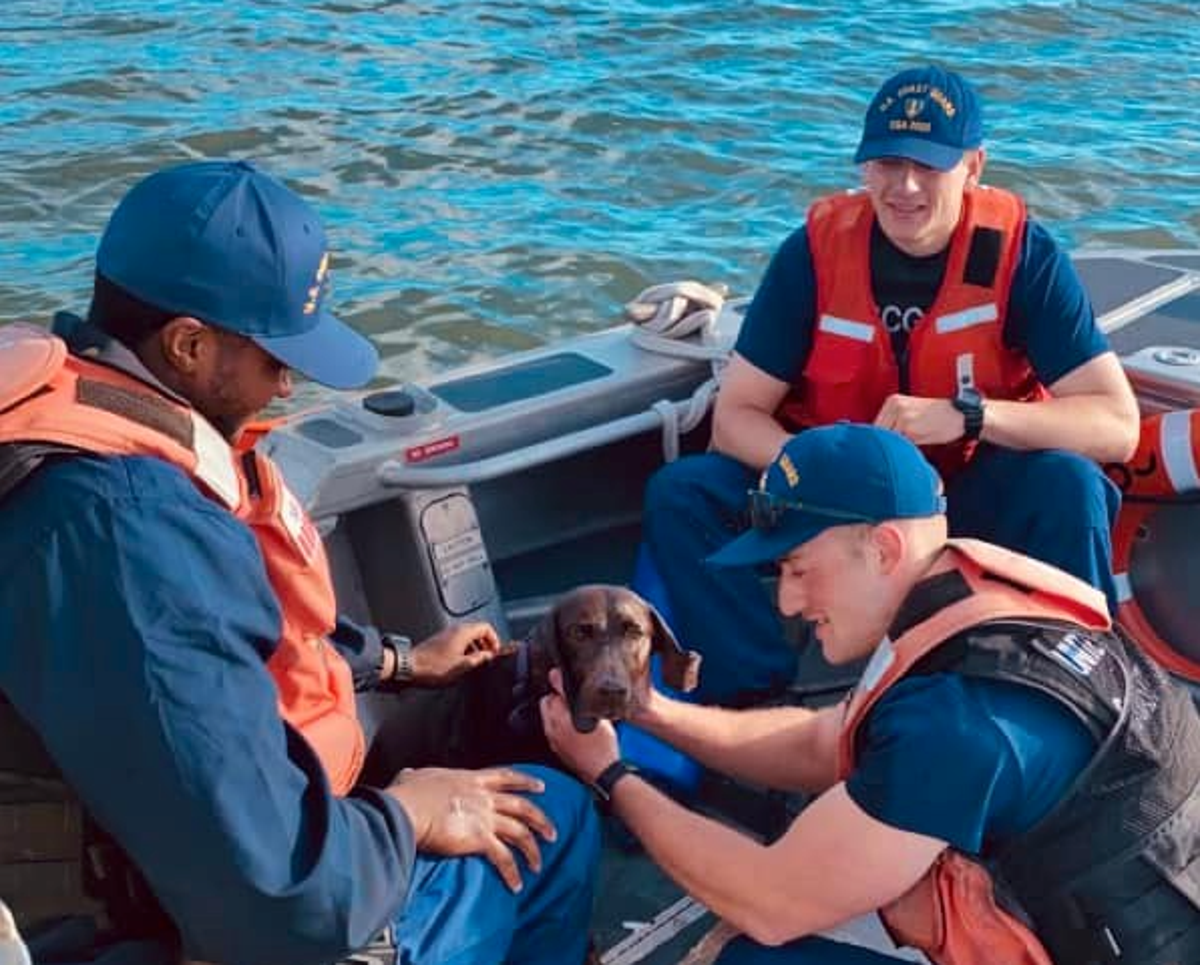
[3,0,1199,408]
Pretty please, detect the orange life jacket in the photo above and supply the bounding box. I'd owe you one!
[782,187,1046,477]
[837,538,1110,965]
[0,324,364,796]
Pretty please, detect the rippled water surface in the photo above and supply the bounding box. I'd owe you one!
[3,0,1199,405]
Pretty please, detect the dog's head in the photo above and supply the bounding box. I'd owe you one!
[530,584,701,732]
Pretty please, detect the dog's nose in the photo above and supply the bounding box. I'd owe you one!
[596,680,630,701]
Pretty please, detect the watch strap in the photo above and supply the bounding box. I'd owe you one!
[383,633,414,683]
[591,760,639,805]
[952,391,985,441]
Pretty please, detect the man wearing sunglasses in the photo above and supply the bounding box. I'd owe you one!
[545,423,1200,964]
[640,65,1139,705]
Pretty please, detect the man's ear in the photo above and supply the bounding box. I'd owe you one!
[870,523,906,576]
[157,316,211,376]
[965,147,987,188]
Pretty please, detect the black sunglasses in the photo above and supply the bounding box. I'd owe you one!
[745,488,876,533]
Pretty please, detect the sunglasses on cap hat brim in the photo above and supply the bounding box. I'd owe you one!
[745,489,877,533]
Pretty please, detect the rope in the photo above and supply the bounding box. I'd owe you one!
[624,281,739,462]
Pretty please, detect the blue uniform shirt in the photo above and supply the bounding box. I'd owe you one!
[845,673,1096,854]
[0,453,415,965]
[736,219,1109,389]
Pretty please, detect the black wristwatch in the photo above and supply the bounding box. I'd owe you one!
[952,386,985,441]
[381,633,414,684]
[590,760,639,808]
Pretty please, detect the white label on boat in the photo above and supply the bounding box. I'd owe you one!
[406,435,461,463]
[436,548,488,580]
[431,531,484,562]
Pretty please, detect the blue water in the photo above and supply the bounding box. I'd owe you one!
[3,0,1198,405]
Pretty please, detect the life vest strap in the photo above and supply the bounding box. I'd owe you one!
[75,378,194,451]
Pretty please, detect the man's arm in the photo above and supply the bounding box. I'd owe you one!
[615,779,945,946]
[541,690,944,946]
[710,355,794,470]
[876,221,1140,462]
[633,688,843,794]
[875,352,1139,462]
[711,226,817,470]
[0,459,414,965]
[979,352,1138,461]
[331,617,503,690]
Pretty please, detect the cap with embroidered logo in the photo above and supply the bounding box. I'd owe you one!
[854,65,983,173]
[707,423,947,569]
[96,159,378,390]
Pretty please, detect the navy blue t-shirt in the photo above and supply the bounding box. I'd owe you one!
[736,218,1109,390]
[845,673,1096,855]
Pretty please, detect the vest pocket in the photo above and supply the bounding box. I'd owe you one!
[801,330,879,423]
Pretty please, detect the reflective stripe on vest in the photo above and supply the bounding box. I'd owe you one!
[0,326,364,795]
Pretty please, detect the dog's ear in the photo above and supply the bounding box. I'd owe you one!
[527,605,558,665]
[647,602,701,693]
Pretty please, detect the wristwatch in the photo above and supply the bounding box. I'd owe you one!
[952,385,985,441]
[590,760,639,808]
[381,633,414,684]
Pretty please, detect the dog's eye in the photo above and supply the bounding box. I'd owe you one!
[567,624,593,643]
[621,620,648,639]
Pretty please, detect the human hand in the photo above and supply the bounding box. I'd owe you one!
[540,669,621,783]
[412,622,502,687]
[0,899,31,965]
[385,767,555,892]
[874,394,965,446]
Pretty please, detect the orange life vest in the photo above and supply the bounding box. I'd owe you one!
[0,324,364,796]
[1105,408,1200,681]
[837,538,1110,965]
[782,187,1046,476]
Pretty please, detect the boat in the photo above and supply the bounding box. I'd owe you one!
[4,250,1197,964]
[242,248,1200,963]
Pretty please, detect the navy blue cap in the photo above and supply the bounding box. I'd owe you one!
[854,66,983,172]
[96,160,379,390]
[708,424,946,568]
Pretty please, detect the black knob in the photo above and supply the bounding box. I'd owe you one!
[363,389,417,417]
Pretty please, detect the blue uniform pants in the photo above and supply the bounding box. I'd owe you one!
[715,934,906,963]
[29,767,600,965]
[394,765,601,965]
[643,444,1119,703]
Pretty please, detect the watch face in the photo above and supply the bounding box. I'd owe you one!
[957,386,982,406]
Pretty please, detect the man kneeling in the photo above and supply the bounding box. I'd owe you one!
[543,422,1200,964]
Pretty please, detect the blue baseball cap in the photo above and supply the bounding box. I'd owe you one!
[96,160,379,390]
[853,66,983,172]
[708,424,946,569]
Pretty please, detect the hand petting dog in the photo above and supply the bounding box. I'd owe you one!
[540,667,622,783]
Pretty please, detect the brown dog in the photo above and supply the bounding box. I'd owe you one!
[458,584,701,767]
